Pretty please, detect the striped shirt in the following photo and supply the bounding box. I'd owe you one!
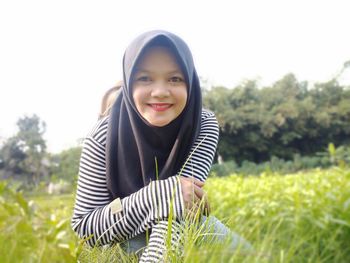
[71,109,219,261]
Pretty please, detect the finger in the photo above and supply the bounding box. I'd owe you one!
[180,176,205,188]
[192,179,204,188]
[185,196,200,209]
[202,197,210,216]
[187,192,200,205]
[195,192,210,216]
[187,178,204,188]
[186,202,201,220]
[193,184,204,199]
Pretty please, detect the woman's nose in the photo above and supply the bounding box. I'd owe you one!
[150,81,170,98]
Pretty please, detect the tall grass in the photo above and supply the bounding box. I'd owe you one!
[205,167,350,262]
[0,186,79,262]
[0,167,349,262]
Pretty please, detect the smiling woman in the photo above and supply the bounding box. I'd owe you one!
[132,46,188,127]
[71,30,252,262]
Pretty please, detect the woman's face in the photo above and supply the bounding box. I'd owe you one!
[132,46,188,127]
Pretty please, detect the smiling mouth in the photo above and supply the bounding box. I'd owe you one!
[148,103,172,112]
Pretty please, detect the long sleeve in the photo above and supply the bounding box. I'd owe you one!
[138,110,219,261]
[71,123,184,247]
[71,109,219,258]
[139,221,183,263]
[177,110,219,182]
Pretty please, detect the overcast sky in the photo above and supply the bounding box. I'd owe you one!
[1,0,350,153]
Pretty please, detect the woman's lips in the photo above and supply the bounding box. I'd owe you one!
[148,103,172,112]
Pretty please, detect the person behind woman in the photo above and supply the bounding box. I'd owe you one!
[98,81,122,120]
[72,30,251,262]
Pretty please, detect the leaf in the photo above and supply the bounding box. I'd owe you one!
[0,182,7,195]
[55,231,67,241]
[328,143,336,157]
[314,220,326,229]
[329,217,350,227]
[55,218,69,231]
[15,192,30,215]
[344,198,350,210]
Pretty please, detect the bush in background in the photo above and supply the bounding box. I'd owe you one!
[210,143,349,177]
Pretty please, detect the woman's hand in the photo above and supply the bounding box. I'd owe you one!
[179,176,210,216]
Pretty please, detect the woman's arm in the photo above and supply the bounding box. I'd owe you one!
[139,220,183,262]
[178,110,219,182]
[138,110,219,261]
[71,109,218,248]
[71,134,184,247]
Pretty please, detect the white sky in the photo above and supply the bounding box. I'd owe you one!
[1,0,350,153]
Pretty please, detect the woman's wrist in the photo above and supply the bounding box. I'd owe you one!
[153,176,185,220]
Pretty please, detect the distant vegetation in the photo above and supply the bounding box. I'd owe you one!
[1,72,349,189]
[203,74,350,164]
[0,68,349,262]
[211,143,350,177]
[1,167,349,262]
[0,114,81,191]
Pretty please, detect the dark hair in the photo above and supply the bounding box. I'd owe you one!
[98,81,123,119]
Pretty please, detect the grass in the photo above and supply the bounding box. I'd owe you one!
[30,194,73,210]
[0,167,349,262]
[204,167,350,262]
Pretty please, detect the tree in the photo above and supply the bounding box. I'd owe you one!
[0,137,27,180]
[203,73,350,164]
[50,146,82,183]
[0,114,49,185]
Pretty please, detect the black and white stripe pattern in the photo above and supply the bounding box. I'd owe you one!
[71,109,219,261]
[139,221,183,262]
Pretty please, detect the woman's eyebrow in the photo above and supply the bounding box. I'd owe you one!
[133,68,149,73]
[134,68,183,75]
[168,70,184,75]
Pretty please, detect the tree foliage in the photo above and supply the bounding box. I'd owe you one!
[0,114,48,185]
[0,137,27,177]
[203,74,350,163]
[50,146,82,183]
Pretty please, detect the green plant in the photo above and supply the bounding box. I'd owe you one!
[0,181,80,262]
[2,167,349,262]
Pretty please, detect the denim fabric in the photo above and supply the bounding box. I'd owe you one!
[121,231,148,255]
[122,216,253,254]
[199,216,253,251]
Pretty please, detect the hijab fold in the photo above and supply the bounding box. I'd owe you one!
[105,30,202,199]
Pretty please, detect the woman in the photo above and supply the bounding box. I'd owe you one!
[72,30,250,262]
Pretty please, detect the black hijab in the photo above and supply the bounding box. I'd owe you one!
[105,30,202,199]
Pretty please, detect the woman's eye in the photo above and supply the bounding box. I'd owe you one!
[136,76,151,82]
[169,76,184,83]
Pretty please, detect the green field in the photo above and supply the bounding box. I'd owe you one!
[1,167,349,262]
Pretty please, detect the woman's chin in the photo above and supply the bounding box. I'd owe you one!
[146,117,172,127]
